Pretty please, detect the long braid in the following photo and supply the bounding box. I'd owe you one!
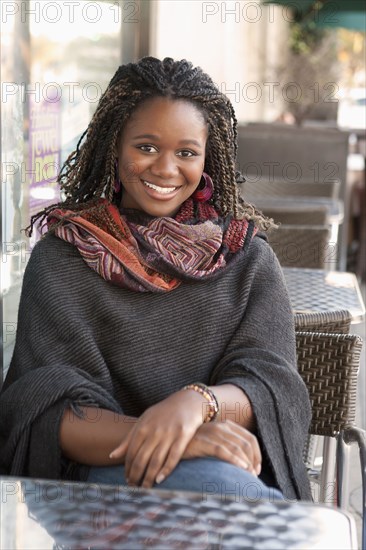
[26,57,272,236]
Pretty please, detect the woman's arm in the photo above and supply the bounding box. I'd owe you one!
[59,407,137,465]
[208,383,255,430]
[59,382,254,474]
[0,236,127,479]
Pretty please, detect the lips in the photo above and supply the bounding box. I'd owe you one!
[142,180,179,195]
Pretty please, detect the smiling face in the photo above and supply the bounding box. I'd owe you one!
[117,97,208,217]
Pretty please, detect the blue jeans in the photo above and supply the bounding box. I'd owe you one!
[87,457,283,503]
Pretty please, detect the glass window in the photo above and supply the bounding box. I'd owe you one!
[1,0,129,379]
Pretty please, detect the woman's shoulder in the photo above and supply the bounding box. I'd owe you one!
[28,232,80,268]
[245,231,278,265]
[23,233,84,286]
[234,231,284,285]
[31,231,78,255]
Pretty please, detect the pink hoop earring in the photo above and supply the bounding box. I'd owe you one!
[114,159,122,193]
[192,172,214,202]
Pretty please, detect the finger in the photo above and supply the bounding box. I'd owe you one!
[109,423,137,460]
[197,422,260,474]
[185,433,254,473]
[124,422,172,483]
[109,432,132,460]
[124,431,147,481]
[127,439,163,486]
[223,421,262,475]
[152,438,189,487]
[139,442,178,488]
[211,443,253,472]
[235,428,262,475]
[247,432,262,475]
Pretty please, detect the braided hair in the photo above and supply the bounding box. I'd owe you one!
[26,57,271,236]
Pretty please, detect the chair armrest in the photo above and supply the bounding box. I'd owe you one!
[294,310,351,334]
[296,332,362,436]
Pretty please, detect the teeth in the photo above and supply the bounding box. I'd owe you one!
[143,181,176,194]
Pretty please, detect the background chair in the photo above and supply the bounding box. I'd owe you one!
[261,205,329,226]
[238,174,343,269]
[237,123,349,269]
[267,225,331,268]
[240,179,340,200]
[238,177,342,268]
[296,331,365,549]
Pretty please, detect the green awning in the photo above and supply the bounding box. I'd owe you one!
[264,0,366,31]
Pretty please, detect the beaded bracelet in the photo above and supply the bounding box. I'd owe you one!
[182,382,219,423]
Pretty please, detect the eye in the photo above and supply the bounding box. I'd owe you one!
[137,145,158,153]
[177,150,197,158]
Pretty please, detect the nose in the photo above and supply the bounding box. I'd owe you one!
[150,152,179,180]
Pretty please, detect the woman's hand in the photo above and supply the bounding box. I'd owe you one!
[109,389,209,488]
[182,420,262,476]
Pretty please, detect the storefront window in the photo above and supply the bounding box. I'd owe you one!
[1,0,132,379]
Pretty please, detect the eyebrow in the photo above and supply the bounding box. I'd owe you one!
[131,134,204,148]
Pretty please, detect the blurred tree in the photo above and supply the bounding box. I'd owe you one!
[269,3,341,125]
[337,29,365,88]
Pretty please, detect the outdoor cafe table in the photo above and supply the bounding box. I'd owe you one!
[0,476,358,549]
[282,267,366,323]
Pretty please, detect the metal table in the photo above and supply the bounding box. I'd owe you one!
[283,267,365,323]
[0,477,358,549]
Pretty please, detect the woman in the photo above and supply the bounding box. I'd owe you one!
[0,57,311,501]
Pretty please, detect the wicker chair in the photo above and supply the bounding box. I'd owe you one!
[295,310,352,472]
[241,179,340,200]
[263,206,329,226]
[267,225,332,268]
[296,331,365,549]
[294,309,352,334]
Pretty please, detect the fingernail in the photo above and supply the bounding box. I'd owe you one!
[155,473,165,484]
[256,464,261,476]
[109,452,115,459]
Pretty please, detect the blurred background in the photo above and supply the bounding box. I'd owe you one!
[1,0,365,371]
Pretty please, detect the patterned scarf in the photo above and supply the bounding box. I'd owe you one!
[47,198,256,292]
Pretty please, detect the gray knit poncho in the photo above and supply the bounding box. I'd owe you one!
[0,232,312,500]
